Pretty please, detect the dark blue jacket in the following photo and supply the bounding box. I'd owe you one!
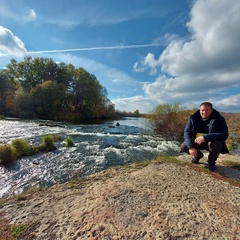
[184,109,229,154]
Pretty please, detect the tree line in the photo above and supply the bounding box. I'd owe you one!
[0,57,116,121]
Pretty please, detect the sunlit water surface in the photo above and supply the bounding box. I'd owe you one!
[0,118,180,198]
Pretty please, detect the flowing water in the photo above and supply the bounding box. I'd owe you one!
[0,117,180,198]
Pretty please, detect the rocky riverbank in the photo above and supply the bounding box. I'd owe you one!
[0,154,240,240]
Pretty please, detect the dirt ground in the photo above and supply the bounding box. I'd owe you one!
[0,154,240,240]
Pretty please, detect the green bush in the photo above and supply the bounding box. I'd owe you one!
[11,138,34,157]
[0,144,18,165]
[39,135,56,151]
[64,137,74,147]
[0,135,58,165]
[0,139,34,165]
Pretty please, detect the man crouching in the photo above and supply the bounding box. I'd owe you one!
[180,102,229,171]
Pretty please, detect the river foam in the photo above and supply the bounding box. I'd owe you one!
[0,118,180,197]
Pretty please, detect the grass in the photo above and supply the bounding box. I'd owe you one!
[11,138,34,157]
[16,194,28,201]
[226,135,240,151]
[11,221,40,239]
[11,224,26,238]
[220,160,240,170]
[38,135,56,151]
[0,217,15,240]
[0,215,39,240]
[0,135,59,166]
[0,144,17,164]
[64,136,74,147]
[67,176,90,189]
[0,185,46,239]
[15,186,46,202]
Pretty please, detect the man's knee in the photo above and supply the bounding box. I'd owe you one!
[180,142,189,153]
[208,141,222,153]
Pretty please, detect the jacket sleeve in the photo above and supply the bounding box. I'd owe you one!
[184,118,196,149]
[203,117,229,142]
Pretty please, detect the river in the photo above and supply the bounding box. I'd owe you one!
[0,117,180,198]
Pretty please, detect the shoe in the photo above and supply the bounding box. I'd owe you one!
[208,164,216,172]
[191,151,204,164]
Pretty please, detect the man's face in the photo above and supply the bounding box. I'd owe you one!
[200,105,213,120]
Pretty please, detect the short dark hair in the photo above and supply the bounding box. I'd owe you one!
[200,102,213,108]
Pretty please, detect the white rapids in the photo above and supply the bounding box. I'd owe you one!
[0,118,180,198]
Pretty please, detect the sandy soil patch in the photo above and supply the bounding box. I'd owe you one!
[0,155,240,239]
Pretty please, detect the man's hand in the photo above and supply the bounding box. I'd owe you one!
[194,136,205,145]
[189,148,198,157]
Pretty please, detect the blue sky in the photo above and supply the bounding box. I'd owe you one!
[0,0,240,113]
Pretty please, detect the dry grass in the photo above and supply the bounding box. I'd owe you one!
[0,217,14,240]
[222,112,240,134]
[0,213,40,240]
[220,159,240,170]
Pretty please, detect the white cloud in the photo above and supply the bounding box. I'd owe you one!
[34,1,169,28]
[136,0,240,112]
[0,2,37,23]
[160,0,240,77]
[54,53,145,96]
[112,95,159,113]
[0,26,27,57]
[134,53,159,75]
[213,94,240,112]
[28,9,37,20]
[1,0,239,113]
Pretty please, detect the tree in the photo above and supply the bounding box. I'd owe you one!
[14,87,32,118]
[63,67,109,118]
[30,81,66,118]
[17,57,41,91]
[0,72,9,113]
[134,110,140,116]
[1,57,115,120]
[0,70,17,115]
